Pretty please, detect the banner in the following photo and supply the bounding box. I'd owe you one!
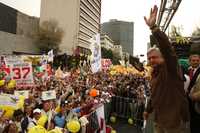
[14,90,29,99]
[10,62,34,86]
[0,94,18,108]
[96,104,106,133]
[47,50,54,62]
[4,56,23,65]
[90,34,101,73]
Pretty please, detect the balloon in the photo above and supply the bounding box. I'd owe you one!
[111,130,117,133]
[7,80,16,89]
[37,115,48,127]
[0,94,25,118]
[89,89,98,97]
[28,125,47,133]
[0,80,5,86]
[66,120,81,133]
[48,128,63,133]
[110,116,116,123]
[3,108,14,118]
[128,118,134,125]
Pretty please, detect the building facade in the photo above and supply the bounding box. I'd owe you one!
[40,0,102,55]
[101,19,134,55]
[0,2,39,54]
[0,2,39,37]
[100,34,114,50]
[112,45,123,59]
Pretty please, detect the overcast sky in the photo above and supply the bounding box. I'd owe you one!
[0,0,199,58]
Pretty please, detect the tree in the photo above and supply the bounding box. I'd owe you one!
[101,47,113,59]
[192,27,200,37]
[191,26,200,55]
[101,47,121,65]
[170,25,189,44]
[112,51,121,65]
[170,25,183,38]
[35,20,64,54]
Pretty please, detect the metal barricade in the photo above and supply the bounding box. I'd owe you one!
[111,96,145,128]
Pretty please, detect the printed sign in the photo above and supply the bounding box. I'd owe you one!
[10,62,34,86]
[14,90,29,99]
[42,90,56,101]
[90,34,101,73]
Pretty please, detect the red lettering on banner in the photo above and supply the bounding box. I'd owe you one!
[12,68,21,79]
[22,67,30,79]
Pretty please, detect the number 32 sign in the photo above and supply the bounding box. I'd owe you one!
[10,63,34,86]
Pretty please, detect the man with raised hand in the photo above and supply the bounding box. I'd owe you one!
[143,5,190,133]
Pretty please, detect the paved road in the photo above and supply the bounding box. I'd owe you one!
[109,118,142,133]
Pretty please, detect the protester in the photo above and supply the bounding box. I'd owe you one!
[143,5,190,133]
[0,52,152,133]
[13,109,24,133]
[2,123,18,133]
[188,54,200,79]
[187,54,200,133]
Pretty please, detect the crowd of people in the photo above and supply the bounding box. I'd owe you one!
[0,63,150,133]
[0,4,199,133]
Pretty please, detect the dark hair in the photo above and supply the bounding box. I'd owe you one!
[2,123,17,133]
[13,109,24,118]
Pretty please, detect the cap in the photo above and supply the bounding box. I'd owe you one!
[33,108,41,114]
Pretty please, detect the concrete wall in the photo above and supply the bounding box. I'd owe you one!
[0,31,38,54]
[40,0,80,55]
[0,2,39,37]
[0,3,17,34]
[17,12,39,38]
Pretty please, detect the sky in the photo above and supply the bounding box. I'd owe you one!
[0,0,199,59]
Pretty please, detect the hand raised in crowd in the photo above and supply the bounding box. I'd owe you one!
[144,5,158,28]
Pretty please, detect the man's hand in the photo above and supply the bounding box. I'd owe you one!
[144,5,158,28]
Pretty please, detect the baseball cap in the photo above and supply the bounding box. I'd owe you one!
[33,108,41,114]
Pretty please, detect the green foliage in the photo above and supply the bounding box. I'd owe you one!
[192,27,200,37]
[170,25,183,38]
[101,47,113,59]
[35,20,64,54]
[101,47,121,65]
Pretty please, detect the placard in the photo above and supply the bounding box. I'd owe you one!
[42,90,56,101]
[14,90,29,99]
[90,34,101,73]
[10,62,34,86]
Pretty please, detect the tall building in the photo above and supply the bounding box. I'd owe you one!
[40,0,102,55]
[101,19,134,55]
[100,34,114,50]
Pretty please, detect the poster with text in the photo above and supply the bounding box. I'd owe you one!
[90,34,101,73]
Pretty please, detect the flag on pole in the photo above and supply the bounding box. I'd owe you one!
[48,50,54,62]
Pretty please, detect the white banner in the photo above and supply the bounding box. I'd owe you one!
[4,56,23,65]
[90,34,101,73]
[10,62,34,86]
[4,56,34,87]
[0,94,18,108]
[96,104,106,133]
[14,90,29,99]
